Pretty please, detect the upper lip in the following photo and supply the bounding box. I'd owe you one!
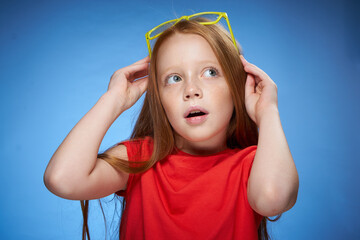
[183,105,209,118]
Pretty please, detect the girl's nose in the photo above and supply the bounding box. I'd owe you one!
[183,81,203,100]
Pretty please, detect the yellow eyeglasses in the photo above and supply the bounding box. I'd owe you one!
[145,11,238,58]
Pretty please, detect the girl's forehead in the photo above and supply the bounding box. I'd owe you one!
[155,33,219,75]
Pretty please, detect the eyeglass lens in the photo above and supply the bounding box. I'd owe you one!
[150,14,221,38]
[188,14,221,22]
[150,21,177,38]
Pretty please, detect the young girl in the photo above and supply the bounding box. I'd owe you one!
[44,12,299,240]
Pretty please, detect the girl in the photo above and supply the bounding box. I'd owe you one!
[44,12,299,240]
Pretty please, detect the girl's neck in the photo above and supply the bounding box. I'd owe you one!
[174,134,228,156]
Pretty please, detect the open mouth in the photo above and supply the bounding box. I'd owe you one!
[183,106,209,124]
[186,111,207,118]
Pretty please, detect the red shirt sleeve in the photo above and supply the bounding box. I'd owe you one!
[114,137,153,197]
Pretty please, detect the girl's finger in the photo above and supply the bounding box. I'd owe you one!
[133,56,150,65]
[113,61,149,82]
[117,56,150,78]
[245,73,256,98]
[240,55,247,63]
[240,55,271,83]
[255,80,263,94]
[243,64,272,86]
[132,75,149,94]
[126,63,149,82]
[132,67,149,80]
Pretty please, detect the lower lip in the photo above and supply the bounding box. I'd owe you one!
[185,114,208,124]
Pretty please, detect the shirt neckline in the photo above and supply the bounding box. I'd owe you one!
[174,147,235,157]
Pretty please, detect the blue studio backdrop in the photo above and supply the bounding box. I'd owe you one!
[0,0,359,239]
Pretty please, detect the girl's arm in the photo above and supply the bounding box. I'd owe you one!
[240,55,299,217]
[44,56,150,200]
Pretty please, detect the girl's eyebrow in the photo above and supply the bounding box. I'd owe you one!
[159,60,220,77]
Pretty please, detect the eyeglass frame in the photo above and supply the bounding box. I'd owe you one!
[145,11,238,58]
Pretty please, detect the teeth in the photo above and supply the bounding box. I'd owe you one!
[186,110,206,118]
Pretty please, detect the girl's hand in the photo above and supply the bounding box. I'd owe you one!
[240,55,278,126]
[107,56,150,111]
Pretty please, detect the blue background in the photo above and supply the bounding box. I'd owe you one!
[1,0,359,239]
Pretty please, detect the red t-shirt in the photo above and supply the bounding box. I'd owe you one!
[116,137,263,240]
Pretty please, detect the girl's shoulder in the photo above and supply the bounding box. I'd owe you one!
[117,136,153,146]
[115,136,154,161]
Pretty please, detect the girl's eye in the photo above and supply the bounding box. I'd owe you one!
[165,67,219,85]
[203,68,219,78]
[166,75,182,85]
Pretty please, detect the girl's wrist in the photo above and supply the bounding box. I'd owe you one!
[101,91,126,116]
[256,105,279,127]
